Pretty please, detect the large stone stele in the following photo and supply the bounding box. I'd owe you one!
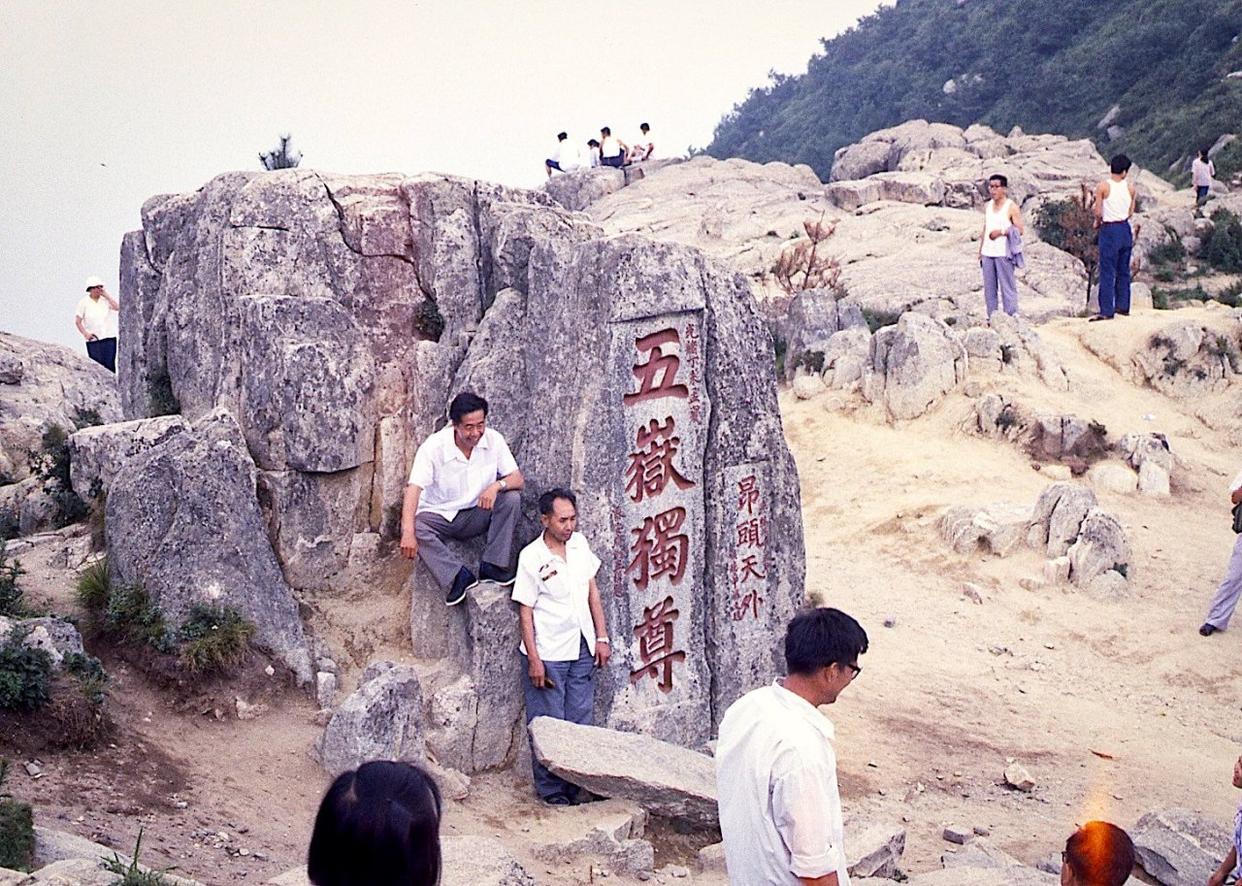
[105,408,312,683]
[528,716,718,827]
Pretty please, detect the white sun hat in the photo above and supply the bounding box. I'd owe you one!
[84,276,105,290]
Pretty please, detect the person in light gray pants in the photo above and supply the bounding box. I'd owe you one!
[414,491,521,588]
[982,257,1019,317]
[1200,468,1242,636]
[979,173,1024,319]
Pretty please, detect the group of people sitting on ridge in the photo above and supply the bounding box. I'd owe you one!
[544,123,655,177]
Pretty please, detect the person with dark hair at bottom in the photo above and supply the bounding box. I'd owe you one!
[1060,820,1135,885]
[544,131,580,177]
[307,760,442,886]
[1208,754,1242,886]
[1090,154,1137,322]
[75,276,119,372]
[586,139,601,168]
[1198,465,1242,636]
[716,607,869,885]
[599,126,627,168]
[513,488,610,805]
[400,391,524,606]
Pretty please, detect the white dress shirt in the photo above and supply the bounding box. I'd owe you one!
[716,680,850,886]
[407,425,518,521]
[75,295,118,339]
[511,531,600,662]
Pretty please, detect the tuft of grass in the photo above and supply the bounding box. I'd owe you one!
[147,369,181,418]
[75,558,112,612]
[104,585,172,654]
[62,651,107,706]
[0,759,34,872]
[102,828,174,886]
[0,637,52,712]
[177,604,256,675]
[0,543,26,618]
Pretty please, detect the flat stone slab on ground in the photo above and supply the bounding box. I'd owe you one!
[1132,807,1231,886]
[529,716,718,827]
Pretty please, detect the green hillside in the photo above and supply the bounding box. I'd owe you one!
[707,0,1242,182]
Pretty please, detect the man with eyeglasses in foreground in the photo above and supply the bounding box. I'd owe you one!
[715,607,869,886]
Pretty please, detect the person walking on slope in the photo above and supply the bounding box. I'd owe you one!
[978,173,1025,320]
[75,276,119,372]
[1192,147,1215,214]
[1090,154,1137,322]
[716,607,868,886]
[1198,465,1242,636]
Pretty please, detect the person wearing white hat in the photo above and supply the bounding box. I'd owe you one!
[75,276,119,372]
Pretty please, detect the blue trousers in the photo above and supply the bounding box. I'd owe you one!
[1097,222,1132,318]
[86,337,116,373]
[523,638,594,800]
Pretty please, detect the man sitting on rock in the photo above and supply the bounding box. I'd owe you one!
[627,122,655,163]
[598,126,627,168]
[544,131,581,178]
[716,607,868,886]
[400,391,523,606]
[512,488,610,805]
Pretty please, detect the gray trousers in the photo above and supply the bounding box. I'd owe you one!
[1204,533,1242,630]
[414,489,520,589]
[523,638,595,800]
[982,256,1019,318]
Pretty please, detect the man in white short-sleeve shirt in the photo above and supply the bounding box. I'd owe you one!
[1200,467,1242,636]
[75,276,119,373]
[512,488,611,804]
[716,607,869,886]
[400,391,524,606]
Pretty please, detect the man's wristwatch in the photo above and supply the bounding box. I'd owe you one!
[596,636,610,644]
[498,478,508,490]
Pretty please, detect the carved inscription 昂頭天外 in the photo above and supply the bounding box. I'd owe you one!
[726,464,771,622]
[620,321,703,693]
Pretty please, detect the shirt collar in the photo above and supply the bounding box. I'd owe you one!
[772,678,835,741]
[535,531,576,562]
[443,426,491,463]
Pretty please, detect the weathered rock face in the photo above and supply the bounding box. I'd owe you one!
[529,717,718,826]
[0,333,121,535]
[0,616,84,668]
[1133,319,1242,399]
[940,503,1032,557]
[863,313,967,419]
[105,409,312,682]
[120,168,805,768]
[1067,508,1132,591]
[68,416,189,504]
[782,288,867,380]
[1132,808,1231,886]
[316,663,425,776]
[1028,482,1098,556]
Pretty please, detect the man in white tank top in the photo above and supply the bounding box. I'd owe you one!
[978,174,1025,320]
[1090,154,1137,321]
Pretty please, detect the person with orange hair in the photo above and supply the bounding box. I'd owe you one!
[1060,820,1135,885]
[1208,755,1242,886]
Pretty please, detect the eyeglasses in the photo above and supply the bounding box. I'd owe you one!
[845,662,861,678]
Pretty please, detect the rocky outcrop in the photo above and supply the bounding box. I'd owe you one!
[1118,432,1174,496]
[528,717,718,826]
[105,409,312,682]
[1132,808,1231,886]
[120,168,805,769]
[1028,482,1098,556]
[68,416,189,504]
[1067,508,1132,593]
[862,313,967,419]
[782,288,867,379]
[1134,319,1241,398]
[0,616,84,668]
[940,503,1031,557]
[543,161,683,213]
[316,663,425,776]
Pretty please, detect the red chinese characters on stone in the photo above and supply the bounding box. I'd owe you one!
[623,328,689,406]
[730,473,768,622]
[627,507,688,591]
[629,596,686,693]
[625,417,695,503]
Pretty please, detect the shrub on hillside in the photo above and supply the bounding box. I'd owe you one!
[1203,209,1242,272]
[0,638,52,712]
[0,760,34,872]
[102,584,172,653]
[74,558,111,612]
[0,543,26,618]
[1035,187,1097,305]
[28,425,89,529]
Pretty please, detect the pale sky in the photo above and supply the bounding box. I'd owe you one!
[0,0,884,350]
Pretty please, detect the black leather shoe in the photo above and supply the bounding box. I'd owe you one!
[447,567,474,606]
[1199,623,1218,637]
[478,561,516,587]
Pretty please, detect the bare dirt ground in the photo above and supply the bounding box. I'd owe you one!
[4,303,1241,883]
